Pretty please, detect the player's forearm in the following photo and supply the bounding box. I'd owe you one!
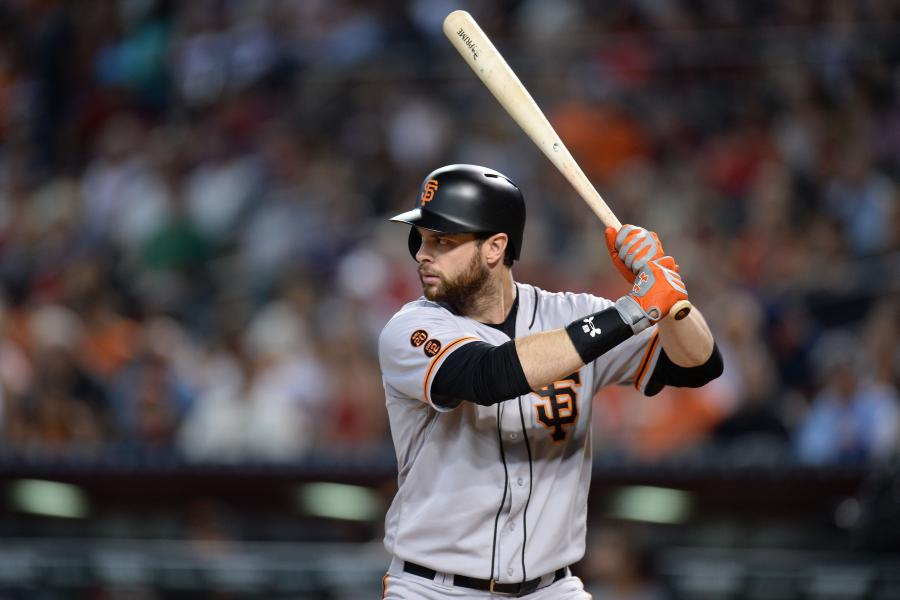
[515,329,585,390]
[515,303,637,389]
[657,306,714,366]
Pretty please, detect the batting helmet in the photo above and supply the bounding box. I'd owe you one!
[389,164,526,261]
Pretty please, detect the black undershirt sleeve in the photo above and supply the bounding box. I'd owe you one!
[431,340,532,408]
[644,342,724,396]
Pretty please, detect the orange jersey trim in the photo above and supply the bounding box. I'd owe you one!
[382,573,388,598]
[633,332,660,391]
[423,336,477,405]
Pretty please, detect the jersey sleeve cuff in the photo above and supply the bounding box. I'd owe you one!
[632,331,662,395]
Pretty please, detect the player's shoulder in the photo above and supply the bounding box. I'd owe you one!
[384,297,452,326]
[519,282,614,314]
[379,298,458,344]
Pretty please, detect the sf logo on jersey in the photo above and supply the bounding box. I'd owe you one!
[533,372,580,442]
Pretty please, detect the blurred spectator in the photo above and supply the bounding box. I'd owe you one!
[109,347,195,452]
[582,524,670,600]
[863,300,900,389]
[552,100,650,184]
[179,278,331,462]
[824,143,898,257]
[795,331,900,465]
[136,195,214,316]
[78,291,141,383]
[80,113,171,251]
[711,291,790,455]
[319,331,389,449]
[593,377,733,461]
[0,302,110,455]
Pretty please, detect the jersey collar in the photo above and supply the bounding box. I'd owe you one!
[437,284,520,339]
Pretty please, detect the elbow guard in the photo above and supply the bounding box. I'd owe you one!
[645,343,724,396]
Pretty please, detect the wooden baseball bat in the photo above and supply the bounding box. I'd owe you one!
[443,10,691,320]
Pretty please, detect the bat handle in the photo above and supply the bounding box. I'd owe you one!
[671,300,692,321]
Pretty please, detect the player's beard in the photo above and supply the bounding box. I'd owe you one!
[420,252,490,314]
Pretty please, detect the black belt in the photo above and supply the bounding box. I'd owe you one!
[403,561,568,597]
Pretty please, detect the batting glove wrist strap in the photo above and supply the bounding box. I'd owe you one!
[565,306,634,365]
[614,296,652,335]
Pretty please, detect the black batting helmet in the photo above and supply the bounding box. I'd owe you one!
[389,164,526,261]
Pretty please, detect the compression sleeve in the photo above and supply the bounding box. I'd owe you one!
[644,343,724,396]
[431,340,532,408]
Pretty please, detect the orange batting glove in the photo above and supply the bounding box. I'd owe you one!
[605,225,667,284]
[614,256,688,333]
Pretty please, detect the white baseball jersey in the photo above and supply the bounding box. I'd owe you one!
[378,282,661,583]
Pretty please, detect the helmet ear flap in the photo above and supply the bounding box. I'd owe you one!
[407,227,422,259]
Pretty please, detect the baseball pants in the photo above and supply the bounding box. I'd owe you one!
[382,558,592,599]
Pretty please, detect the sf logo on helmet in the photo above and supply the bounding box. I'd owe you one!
[420,179,439,205]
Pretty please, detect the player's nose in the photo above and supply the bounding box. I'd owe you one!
[415,242,432,263]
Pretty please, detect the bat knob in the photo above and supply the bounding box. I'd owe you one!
[671,300,692,321]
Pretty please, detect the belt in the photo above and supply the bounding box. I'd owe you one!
[403,561,568,597]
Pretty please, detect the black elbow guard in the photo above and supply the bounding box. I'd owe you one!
[674,343,724,387]
[645,343,724,396]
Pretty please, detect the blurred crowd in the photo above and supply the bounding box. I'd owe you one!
[0,0,898,467]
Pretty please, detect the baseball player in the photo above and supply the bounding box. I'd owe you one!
[379,164,722,599]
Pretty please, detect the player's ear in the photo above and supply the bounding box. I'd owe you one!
[482,233,508,267]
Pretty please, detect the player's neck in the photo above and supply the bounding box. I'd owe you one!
[464,269,516,325]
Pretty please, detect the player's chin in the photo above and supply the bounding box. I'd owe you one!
[422,283,442,301]
[420,275,443,300]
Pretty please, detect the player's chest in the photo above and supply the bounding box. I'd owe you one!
[463,319,593,445]
[472,367,592,446]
